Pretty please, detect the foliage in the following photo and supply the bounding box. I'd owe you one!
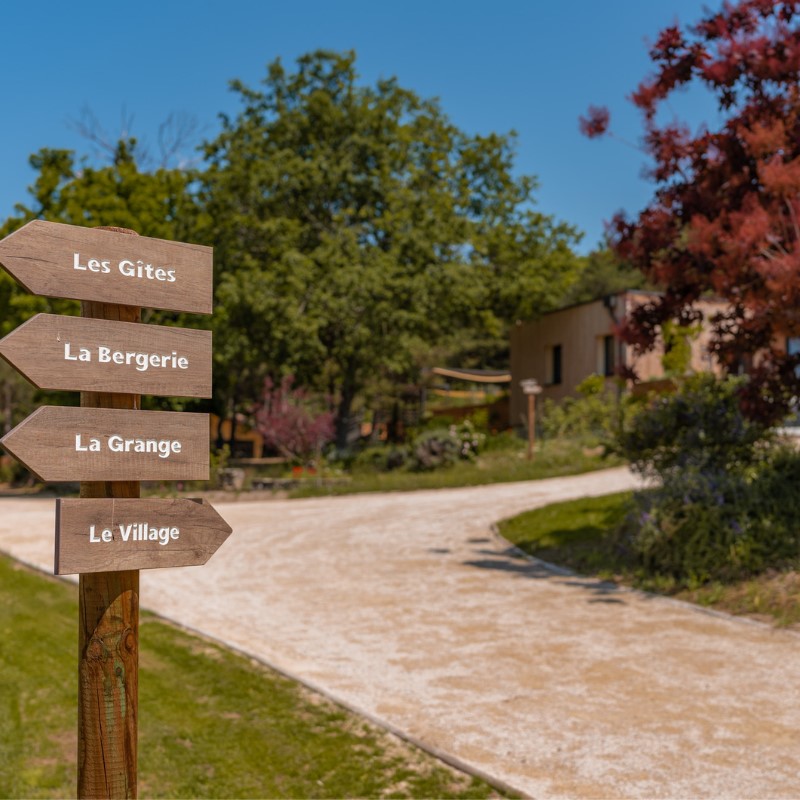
[0,555,495,799]
[609,373,799,584]
[406,420,486,471]
[623,452,800,583]
[352,444,408,473]
[560,247,649,306]
[409,428,462,471]
[540,374,618,445]
[202,50,583,446]
[660,320,702,379]
[613,374,771,479]
[253,375,334,461]
[583,0,800,422]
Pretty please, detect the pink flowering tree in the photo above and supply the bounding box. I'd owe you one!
[254,375,335,462]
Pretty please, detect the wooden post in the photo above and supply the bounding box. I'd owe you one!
[526,392,535,460]
[78,228,139,799]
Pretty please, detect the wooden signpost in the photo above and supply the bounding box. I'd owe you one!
[0,314,212,396]
[0,221,230,799]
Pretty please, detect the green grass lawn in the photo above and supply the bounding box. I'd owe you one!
[0,555,501,799]
[291,440,621,498]
[498,491,800,628]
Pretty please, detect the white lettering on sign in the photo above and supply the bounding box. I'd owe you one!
[73,253,111,274]
[75,436,101,452]
[88,522,180,546]
[64,343,91,362]
[73,252,176,283]
[75,434,182,459]
[63,342,190,371]
[89,525,113,543]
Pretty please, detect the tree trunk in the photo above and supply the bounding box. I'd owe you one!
[334,376,357,450]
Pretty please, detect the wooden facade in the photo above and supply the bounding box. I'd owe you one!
[509,291,726,427]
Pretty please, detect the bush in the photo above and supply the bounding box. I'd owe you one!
[614,374,771,479]
[614,374,798,585]
[352,445,408,473]
[624,449,800,584]
[541,374,619,446]
[409,429,461,471]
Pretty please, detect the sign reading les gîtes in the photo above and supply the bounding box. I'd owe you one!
[55,498,232,575]
[0,314,212,397]
[0,219,213,313]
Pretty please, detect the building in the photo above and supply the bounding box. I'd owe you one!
[509,290,726,427]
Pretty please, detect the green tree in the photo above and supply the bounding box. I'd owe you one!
[203,50,582,446]
[0,142,205,414]
[561,247,649,307]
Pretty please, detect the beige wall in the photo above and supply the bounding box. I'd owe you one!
[509,292,726,426]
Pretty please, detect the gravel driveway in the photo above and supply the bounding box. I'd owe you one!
[2,467,800,799]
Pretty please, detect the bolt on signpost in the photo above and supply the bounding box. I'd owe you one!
[520,378,542,460]
[0,221,231,799]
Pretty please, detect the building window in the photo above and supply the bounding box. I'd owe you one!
[603,335,615,377]
[547,344,562,385]
[788,337,800,377]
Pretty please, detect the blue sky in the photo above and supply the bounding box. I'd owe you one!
[2,0,720,253]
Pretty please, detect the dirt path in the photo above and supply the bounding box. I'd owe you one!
[2,467,800,799]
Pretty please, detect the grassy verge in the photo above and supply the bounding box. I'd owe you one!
[497,491,800,628]
[0,555,502,799]
[291,440,621,498]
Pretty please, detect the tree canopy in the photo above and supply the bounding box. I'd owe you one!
[1,50,585,448]
[583,0,800,421]
[203,50,582,445]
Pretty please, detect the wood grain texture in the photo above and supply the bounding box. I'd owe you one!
[0,314,212,397]
[0,220,212,313]
[0,406,210,482]
[55,498,233,574]
[78,290,140,799]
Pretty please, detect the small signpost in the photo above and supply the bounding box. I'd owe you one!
[0,221,230,799]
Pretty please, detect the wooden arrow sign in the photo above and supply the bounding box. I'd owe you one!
[0,314,212,397]
[0,220,212,313]
[55,498,232,574]
[0,407,209,481]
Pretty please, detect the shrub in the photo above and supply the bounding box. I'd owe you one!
[614,374,797,585]
[352,445,408,473]
[624,449,800,584]
[614,374,771,479]
[541,374,618,445]
[409,429,461,471]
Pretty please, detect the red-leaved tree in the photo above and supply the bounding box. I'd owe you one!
[254,376,334,461]
[582,0,800,421]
